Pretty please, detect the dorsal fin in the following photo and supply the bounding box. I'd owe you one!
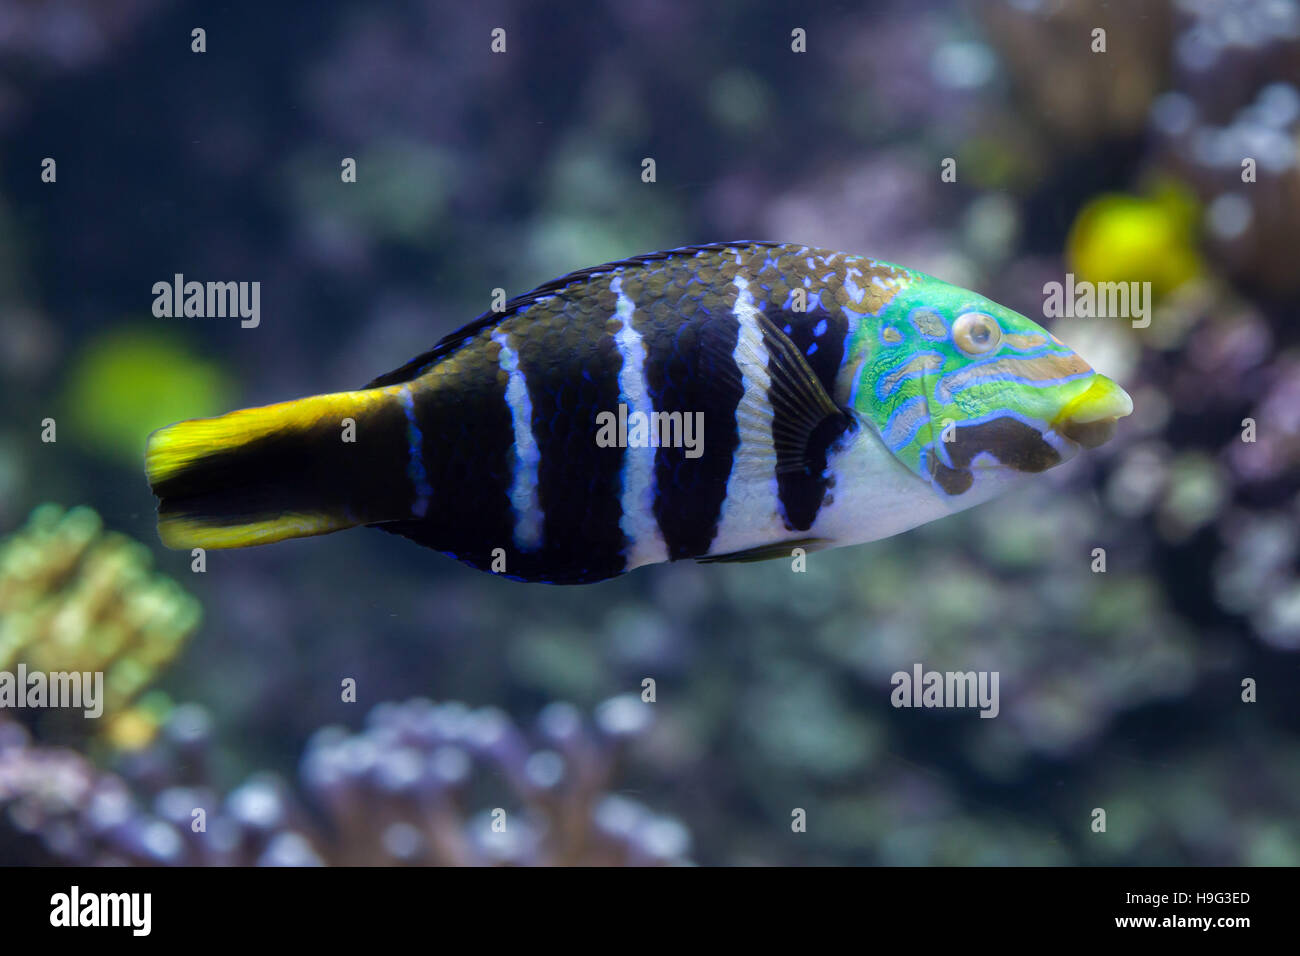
[364,241,788,389]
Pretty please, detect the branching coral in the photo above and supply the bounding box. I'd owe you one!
[0,504,200,747]
[0,696,690,866]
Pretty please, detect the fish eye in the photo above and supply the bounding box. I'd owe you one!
[953,312,1002,356]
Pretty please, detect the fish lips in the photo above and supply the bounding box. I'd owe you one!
[1051,374,1133,450]
[1057,416,1119,449]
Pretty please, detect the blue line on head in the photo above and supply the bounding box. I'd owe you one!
[883,394,929,451]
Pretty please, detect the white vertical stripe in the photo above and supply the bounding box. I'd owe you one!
[492,330,544,550]
[611,275,668,568]
[712,274,788,554]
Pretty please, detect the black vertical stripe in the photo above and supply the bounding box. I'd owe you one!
[512,290,629,583]
[762,303,851,532]
[631,264,744,560]
[369,331,521,575]
[766,303,847,400]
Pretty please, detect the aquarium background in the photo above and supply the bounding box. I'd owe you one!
[1,0,1299,866]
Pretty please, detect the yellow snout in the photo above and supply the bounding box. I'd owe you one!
[1052,375,1134,448]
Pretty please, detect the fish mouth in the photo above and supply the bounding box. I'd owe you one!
[1051,374,1134,449]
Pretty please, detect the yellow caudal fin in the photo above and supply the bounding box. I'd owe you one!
[146,388,417,549]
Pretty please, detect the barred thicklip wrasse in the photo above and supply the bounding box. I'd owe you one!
[145,241,1133,584]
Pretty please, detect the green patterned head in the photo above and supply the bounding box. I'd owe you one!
[848,269,1133,498]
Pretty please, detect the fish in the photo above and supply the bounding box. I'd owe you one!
[145,241,1133,584]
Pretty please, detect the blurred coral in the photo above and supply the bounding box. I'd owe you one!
[0,504,201,747]
[1149,4,1300,292]
[981,0,1174,147]
[0,696,690,866]
[61,330,236,467]
[1066,184,1205,299]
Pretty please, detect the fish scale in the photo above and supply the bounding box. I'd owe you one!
[145,242,1134,584]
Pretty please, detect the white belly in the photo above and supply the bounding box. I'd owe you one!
[703,424,1016,561]
[621,421,1021,570]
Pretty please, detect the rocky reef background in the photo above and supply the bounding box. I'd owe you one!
[1,0,1298,865]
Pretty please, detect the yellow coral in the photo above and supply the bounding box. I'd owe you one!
[0,504,200,748]
[1067,181,1205,299]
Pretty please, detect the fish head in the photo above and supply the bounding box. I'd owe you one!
[852,273,1133,499]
